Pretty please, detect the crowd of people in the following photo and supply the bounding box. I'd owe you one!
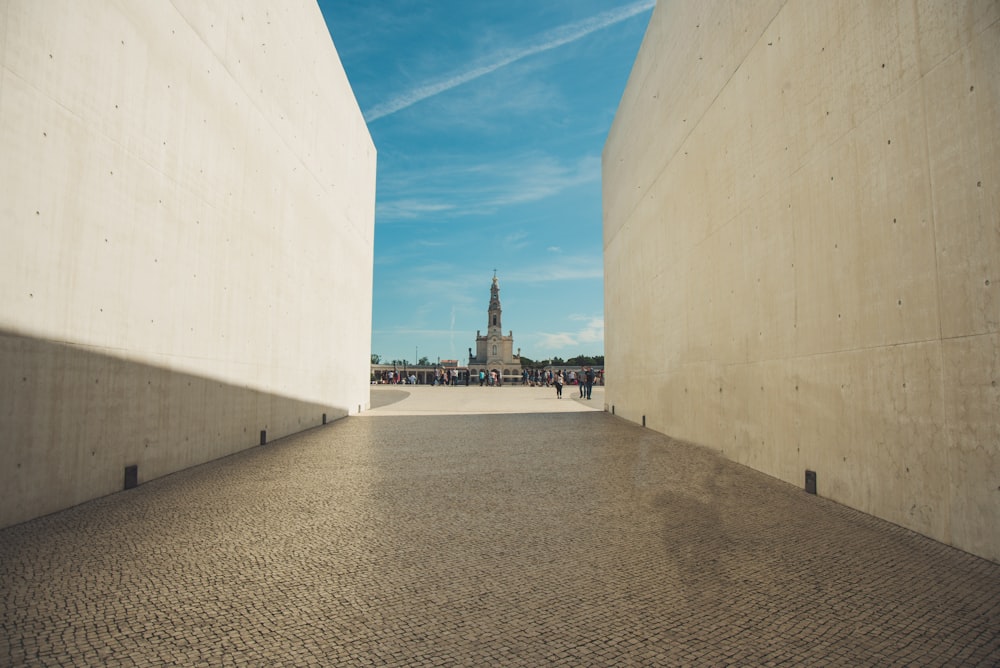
[476,370,502,386]
[373,366,602,400]
[520,367,602,391]
[545,367,598,400]
[372,369,462,385]
[373,370,415,385]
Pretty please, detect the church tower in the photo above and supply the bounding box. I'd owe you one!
[487,274,502,338]
[468,273,520,382]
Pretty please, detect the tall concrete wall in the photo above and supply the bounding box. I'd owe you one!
[603,0,999,561]
[0,1,376,528]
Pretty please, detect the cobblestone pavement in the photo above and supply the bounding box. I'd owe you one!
[2,394,999,666]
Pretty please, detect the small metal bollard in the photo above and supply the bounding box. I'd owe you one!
[805,470,817,495]
[124,465,138,490]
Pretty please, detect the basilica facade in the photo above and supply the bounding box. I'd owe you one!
[468,274,521,383]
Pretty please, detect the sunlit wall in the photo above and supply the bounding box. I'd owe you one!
[604,0,998,561]
[0,0,376,527]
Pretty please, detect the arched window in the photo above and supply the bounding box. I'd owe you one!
[492,344,497,356]
[492,315,497,326]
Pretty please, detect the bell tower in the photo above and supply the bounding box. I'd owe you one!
[488,270,502,336]
[469,272,519,379]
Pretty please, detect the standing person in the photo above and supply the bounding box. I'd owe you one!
[585,366,595,400]
[479,370,485,386]
[579,368,586,397]
[554,371,564,399]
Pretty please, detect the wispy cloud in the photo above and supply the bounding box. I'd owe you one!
[574,315,605,343]
[489,154,600,207]
[376,153,600,222]
[364,1,656,122]
[536,332,578,350]
[507,259,604,283]
[533,316,604,355]
[376,199,457,220]
[504,231,531,250]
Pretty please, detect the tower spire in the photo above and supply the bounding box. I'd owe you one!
[488,273,502,333]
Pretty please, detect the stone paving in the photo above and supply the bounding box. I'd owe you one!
[1,387,998,666]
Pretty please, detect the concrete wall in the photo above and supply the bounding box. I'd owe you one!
[0,1,376,528]
[603,0,998,562]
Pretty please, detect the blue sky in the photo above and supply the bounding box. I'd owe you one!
[316,1,653,364]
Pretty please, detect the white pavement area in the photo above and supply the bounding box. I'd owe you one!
[365,384,605,416]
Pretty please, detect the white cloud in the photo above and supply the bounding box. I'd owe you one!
[532,315,605,356]
[376,199,457,220]
[376,153,601,223]
[576,316,605,343]
[488,154,600,207]
[504,231,530,250]
[364,1,656,122]
[536,332,577,350]
[507,257,604,283]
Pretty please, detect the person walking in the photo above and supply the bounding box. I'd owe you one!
[579,368,586,398]
[554,371,564,398]
[585,366,595,400]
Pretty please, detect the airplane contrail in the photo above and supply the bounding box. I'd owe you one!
[364,0,656,122]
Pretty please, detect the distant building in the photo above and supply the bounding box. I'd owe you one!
[468,274,521,383]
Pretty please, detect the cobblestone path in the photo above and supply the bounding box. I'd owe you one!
[2,411,998,666]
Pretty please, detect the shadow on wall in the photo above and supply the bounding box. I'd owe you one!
[0,329,349,529]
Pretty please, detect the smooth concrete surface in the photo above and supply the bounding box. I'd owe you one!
[0,2,375,528]
[366,384,604,415]
[1,391,998,666]
[603,0,999,561]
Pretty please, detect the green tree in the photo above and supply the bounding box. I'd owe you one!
[565,355,604,366]
[371,353,381,364]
